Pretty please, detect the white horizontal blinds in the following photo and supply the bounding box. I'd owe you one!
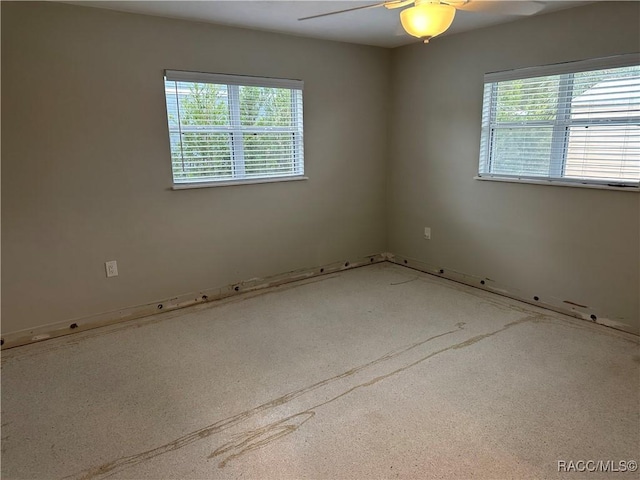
[237,85,304,177]
[479,56,640,187]
[484,53,639,83]
[164,71,304,184]
[165,70,303,90]
[564,71,639,181]
[165,81,233,182]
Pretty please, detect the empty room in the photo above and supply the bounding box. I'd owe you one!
[1,1,638,478]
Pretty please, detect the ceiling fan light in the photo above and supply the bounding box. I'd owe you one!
[400,3,456,42]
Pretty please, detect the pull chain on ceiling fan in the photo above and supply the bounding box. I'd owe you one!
[299,0,545,44]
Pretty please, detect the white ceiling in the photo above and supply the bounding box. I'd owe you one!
[67,1,594,48]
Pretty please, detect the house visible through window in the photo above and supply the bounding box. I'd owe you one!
[164,70,304,186]
[478,55,639,188]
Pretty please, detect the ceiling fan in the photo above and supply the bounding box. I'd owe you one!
[299,0,545,43]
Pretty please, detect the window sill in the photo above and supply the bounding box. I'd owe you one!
[171,175,309,190]
[474,176,639,192]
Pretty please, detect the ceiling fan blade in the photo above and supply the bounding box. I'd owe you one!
[298,2,387,21]
[385,0,415,10]
[455,1,545,16]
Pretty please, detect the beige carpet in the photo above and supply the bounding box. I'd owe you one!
[2,263,638,479]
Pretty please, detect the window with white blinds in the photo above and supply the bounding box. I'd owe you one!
[478,54,640,189]
[164,70,304,186]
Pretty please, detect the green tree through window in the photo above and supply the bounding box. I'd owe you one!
[164,71,304,185]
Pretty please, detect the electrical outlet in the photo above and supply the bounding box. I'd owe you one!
[105,260,118,278]
[424,227,431,240]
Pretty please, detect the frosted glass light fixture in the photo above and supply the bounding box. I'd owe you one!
[400,1,456,43]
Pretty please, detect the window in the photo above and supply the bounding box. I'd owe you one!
[478,55,639,189]
[164,70,304,186]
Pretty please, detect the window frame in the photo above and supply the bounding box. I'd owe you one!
[164,70,306,189]
[477,54,640,191]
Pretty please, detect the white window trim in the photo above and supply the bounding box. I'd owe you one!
[171,175,309,190]
[164,70,305,187]
[484,53,639,83]
[165,70,303,90]
[477,53,640,191]
[474,175,638,192]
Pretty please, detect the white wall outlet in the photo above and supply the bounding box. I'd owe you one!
[105,260,118,278]
[424,227,431,240]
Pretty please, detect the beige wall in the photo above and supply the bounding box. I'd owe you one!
[388,2,640,331]
[1,2,390,333]
[3,1,639,337]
